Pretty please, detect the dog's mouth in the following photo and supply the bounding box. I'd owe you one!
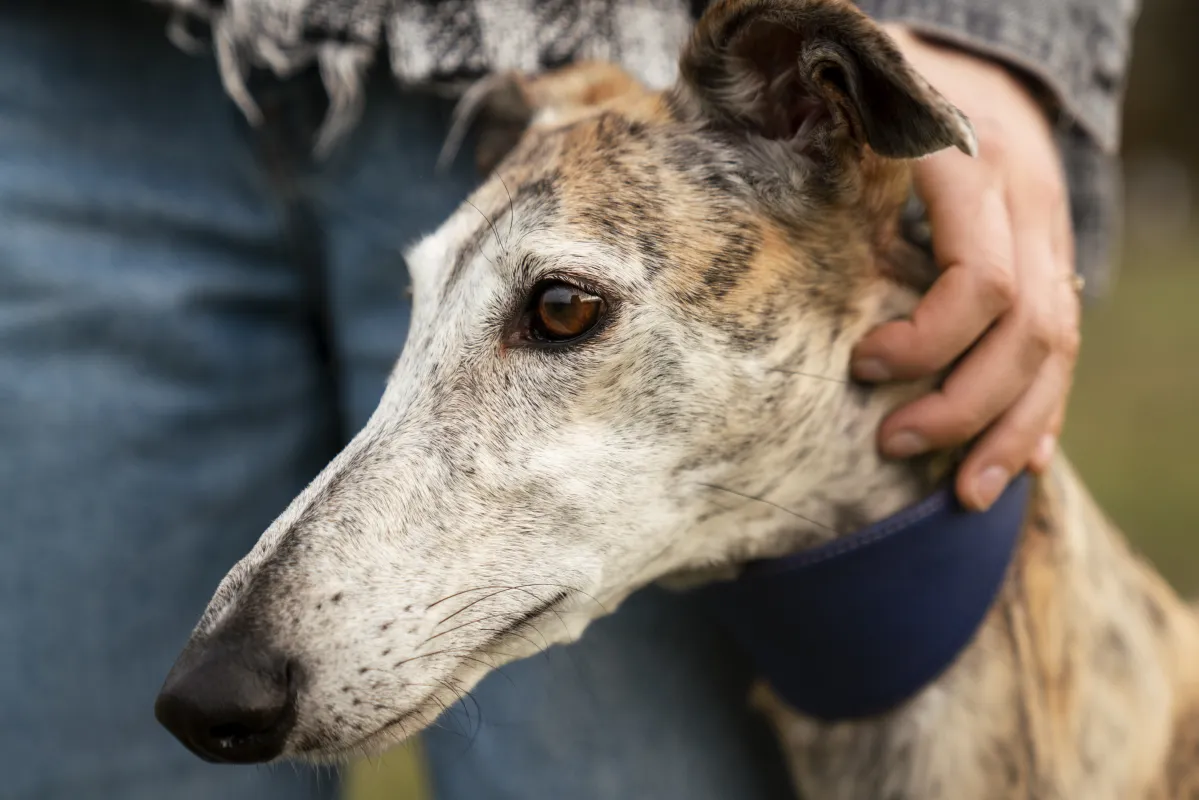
[294,589,571,760]
[470,588,570,656]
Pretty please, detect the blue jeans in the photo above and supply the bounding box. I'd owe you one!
[0,2,792,798]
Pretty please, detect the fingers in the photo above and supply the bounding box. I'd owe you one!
[1028,407,1064,474]
[1050,178,1075,267]
[876,179,1062,451]
[852,152,1014,382]
[955,354,1071,510]
[850,30,1083,511]
[877,259,1052,459]
[871,157,1079,507]
[1028,263,1081,475]
[970,155,1077,486]
[879,242,1079,509]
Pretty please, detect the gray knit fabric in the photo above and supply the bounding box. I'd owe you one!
[146,0,1140,293]
[150,0,693,152]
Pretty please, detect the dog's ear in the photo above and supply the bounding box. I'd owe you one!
[439,62,648,175]
[673,0,976,161]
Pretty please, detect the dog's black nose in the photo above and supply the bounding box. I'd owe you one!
[154,630,297,764]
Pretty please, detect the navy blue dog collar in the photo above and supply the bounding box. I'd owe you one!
[700,473,1031,721]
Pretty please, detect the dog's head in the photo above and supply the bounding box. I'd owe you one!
[156,0,973,765]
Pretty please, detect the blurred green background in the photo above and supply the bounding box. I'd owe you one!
[346,1,1199,796]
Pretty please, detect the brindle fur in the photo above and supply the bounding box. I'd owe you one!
[169,0,1199,796]
[755,458,1199,799]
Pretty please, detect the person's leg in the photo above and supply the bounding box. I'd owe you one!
[423,588,796,800]
[319,81,795,800]
[0,3,336,797]
[313,83,480,429]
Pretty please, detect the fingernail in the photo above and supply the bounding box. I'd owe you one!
[852,358,891,383]
[884,430,928,458]
[1032,434,1057,468]
[974,466,1010,510]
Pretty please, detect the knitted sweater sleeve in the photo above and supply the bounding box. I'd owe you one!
[855,0,1141,153]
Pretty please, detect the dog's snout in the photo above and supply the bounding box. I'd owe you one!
[154,630,297,764]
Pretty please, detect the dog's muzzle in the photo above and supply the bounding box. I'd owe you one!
[154,627,298,764]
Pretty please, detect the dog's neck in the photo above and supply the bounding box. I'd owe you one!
[779,357,951,551]
[801,195,959,534]
[779,174,960,541]
[678,187,959,578]
[670,281,957,587]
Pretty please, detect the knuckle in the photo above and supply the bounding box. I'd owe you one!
[978,138,1007,166]
[918,352,951,375]
[1025,312,1055,354]
[1059,322,1081,360]
[1008,301,1054,364]
[1024,172,1066,208]
[980,261,1017,308]
[988,427,1040,470]
[940,402,989,442]
[972,118,1008,159]
[1008,408,1044,442]
[893,348,943,379]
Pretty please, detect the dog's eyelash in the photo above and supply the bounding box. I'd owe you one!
[497,271,618,351]
[521,272,611,307]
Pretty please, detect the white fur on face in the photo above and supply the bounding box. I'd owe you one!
[183,119,923,761]
[191,206,729,760]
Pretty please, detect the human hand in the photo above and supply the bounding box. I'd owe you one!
[853,26,1082,511]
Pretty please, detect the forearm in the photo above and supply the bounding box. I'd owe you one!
[856,0,1141,153]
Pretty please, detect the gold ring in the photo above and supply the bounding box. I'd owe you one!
[1071,274,1086,294]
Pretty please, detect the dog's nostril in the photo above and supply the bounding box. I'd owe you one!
[209,711,281,744]
[204,715,287,757]
[211,722,257,741]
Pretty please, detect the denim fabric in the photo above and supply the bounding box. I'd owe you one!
[423,585,796,800]
[0,2,472,797]
[0,2,791,798]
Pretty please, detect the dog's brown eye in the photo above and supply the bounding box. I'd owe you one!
[530,282,604,343]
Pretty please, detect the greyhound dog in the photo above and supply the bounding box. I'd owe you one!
[155,0,1199,796]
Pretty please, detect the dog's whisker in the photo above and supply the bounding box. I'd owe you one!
[427,583,605,614]
[473,625,550,654]
[382,680,478,735]
[420,593,572,673]
[485,613,595,707]
[438,676,485,748]
[457,652,499,671]
[698,482,836,533]
[475,622,563,671]
[512,223,552,249]
[511,582,609,616]
[427,585,499,610]
[390,647,460,668]
[425,613,529,646]
[456,649,521,690]
[498,171,515,244]
[466,198,507,259]
[425,583,552,611]
[435,587,522,626]
[418,684,465,740]
[766,366,850,384]
[489,587,577,646]
[422,609,543,646]
[391,645,521,674]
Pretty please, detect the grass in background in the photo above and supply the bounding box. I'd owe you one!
[344,238,1199,799]
[344,740,426,800]
[1063,240,1199,593]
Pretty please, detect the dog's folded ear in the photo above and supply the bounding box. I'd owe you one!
[673,0,976,161]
